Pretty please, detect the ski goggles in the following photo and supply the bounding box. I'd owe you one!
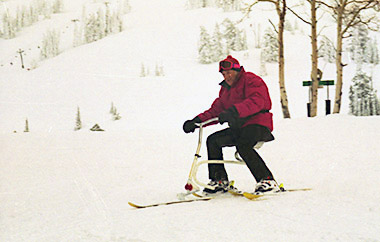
[219,60,240,72]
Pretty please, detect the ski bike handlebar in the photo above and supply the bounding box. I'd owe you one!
[196,117,219,127]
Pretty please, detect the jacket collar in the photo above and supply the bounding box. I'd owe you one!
[219,80,231,90]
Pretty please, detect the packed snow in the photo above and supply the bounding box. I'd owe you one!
[1,0,380,241]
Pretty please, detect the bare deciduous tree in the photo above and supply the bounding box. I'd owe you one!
[244,0,291,118]
[287,0,321,117]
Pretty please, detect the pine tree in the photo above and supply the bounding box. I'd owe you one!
[24,118,29,132]
[198,26,213,64]
[233,29,248,51]
[240,29,248,50]
[210,23,224,62]
[122,0,132,14]
[261,27,278,63]
[140,63,147,77]
[95,8,105,40]
[110,102,121,120]
[75,107,82,131]
[349,70,379,116]
[259,50,267,76]
[367,38,379,65]
[219,0,242,12]
[253,23,261,48]
[84,13,98,43]
[319,36,335,63]
[110,102,115,114]
[40,29,60,59]
[52,0,64,14]
[155,63,164,76]
[348,23,371,66]
[223,18,238,52]
[2,12,16,39]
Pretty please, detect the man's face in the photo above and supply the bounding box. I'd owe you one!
[221,69,239,86]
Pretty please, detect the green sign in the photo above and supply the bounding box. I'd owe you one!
[303,80,334,86]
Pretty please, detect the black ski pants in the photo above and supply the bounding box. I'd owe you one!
[206,124,274,182]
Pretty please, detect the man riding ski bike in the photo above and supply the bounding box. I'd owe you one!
[183,55,280,195]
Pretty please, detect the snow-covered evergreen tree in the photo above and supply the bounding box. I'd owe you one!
[24,118,29,132]
[140,63,147,77]
[261,27,278,63]
[319,36,335,63]
[367,38,379,65]
[223,18,238,52]
[217,0,242,12]
[186,0,241,11]
[40,29,60,59]
[121,0,132,14]
[252,23,261,48]
[2,12,16,39]
[52,0,64,14]
[284,20,293,32]
[110,102,121,120]
[84,13,98,43]
[74,107,82,131]
[348,23,372,66]
[198,19,248,63]
[210,23,225,62]
[110,102,115,114]
[198,26,213,64]
[349,70,380,116]
[82,5,124,44]
[236,29,247,51]
[155,63,165,76]
[96,8,106,40]
[259,50,267,76]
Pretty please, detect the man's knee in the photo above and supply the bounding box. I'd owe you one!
[206,134,218,148]
[236,142,253,157]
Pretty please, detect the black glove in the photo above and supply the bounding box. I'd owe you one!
[183,117,201,133]
[218,106,239,127]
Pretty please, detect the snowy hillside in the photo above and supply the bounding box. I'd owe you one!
[1,115,380,241]
[1,0,380,241]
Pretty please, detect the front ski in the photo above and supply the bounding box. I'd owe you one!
[229,187,312,200]
[128,196,213,209]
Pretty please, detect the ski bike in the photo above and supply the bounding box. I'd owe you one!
[178,117,265,199]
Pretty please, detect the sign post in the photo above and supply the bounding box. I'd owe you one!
[303,80,334,116]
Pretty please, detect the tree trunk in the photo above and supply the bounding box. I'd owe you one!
[277,0,291,118]
[310,0,319,117]
[333,4,344,114]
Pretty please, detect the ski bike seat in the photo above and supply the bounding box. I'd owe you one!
[234,125,274,162]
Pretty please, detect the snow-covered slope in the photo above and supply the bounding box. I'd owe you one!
[1,115,380,241]
[1,0,380,241]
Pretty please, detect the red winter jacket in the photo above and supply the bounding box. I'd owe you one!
[197,67,273,131]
